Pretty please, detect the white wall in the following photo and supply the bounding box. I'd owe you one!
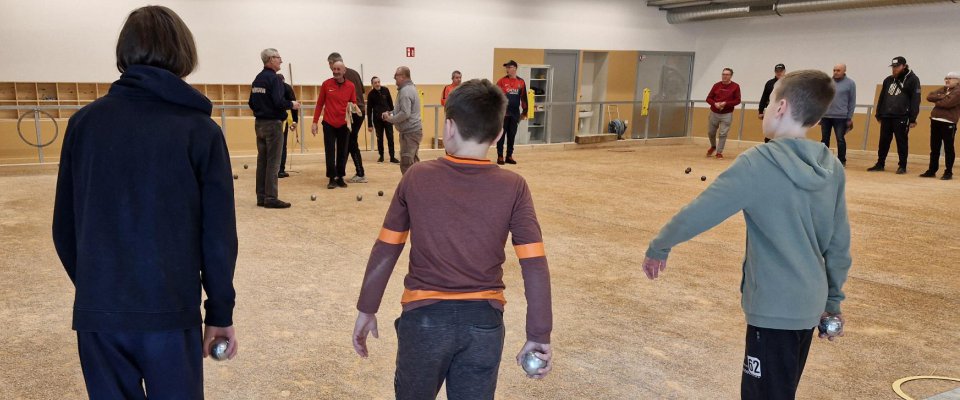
[0,0,696,85]
[687,3,960,105]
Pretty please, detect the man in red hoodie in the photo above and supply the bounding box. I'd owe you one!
[705,68,741,159]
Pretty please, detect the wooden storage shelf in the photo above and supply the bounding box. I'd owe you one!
[0,80,321,120]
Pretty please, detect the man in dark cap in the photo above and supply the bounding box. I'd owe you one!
[869,56,921,174]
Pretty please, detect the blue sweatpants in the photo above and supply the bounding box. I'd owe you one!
[76,327,204,400]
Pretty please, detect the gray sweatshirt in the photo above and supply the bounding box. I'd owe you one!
[389,81,422,133]
[823,76,856,119]
[646,139,852,330]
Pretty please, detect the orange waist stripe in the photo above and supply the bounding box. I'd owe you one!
[378,228,409,244]
[514,242,545,259]
[401,289,506,305]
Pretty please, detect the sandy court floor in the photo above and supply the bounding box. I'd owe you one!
[1,141,958,399]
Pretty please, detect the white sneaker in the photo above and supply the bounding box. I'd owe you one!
[349,175,368,183]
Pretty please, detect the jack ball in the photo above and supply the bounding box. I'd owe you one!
[310,194,317,201]
[233,174,238,180]
[685,167,692,174]
[378,191,384,197]
[357,195,363,202]
[700,176,707,181]
[243,164,248,169]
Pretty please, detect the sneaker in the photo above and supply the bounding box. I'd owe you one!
[257,200,265,207]
[867,164,884,172]
[336,178,348,188]
[390,157,400,164]
[919,170,937,178]
[263,199,291,209]
[706,146,716,157]
[715,153,724,159]
[327,179,337,189]
[896,167,907,174]
[377,155,384,163]
[505,157,517,164]
[497,157,505,165]
[278,171,289,178]
[941,172,953,180]
[349,175,368,183]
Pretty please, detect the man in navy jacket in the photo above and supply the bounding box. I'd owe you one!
[249,48,300,208]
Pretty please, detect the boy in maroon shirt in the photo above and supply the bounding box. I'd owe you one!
[352,79,553,399]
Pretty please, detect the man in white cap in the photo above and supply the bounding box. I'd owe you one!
[920,71,960,180]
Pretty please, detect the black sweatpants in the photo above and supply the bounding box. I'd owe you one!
[373,118,396,159]
[876,117,910,168]
[348,113,365,177]
[928,119,957,174]
[279,122,291,173]
[497,115,520,158]
[77,327,203,400]
[741,325,814,400]
[394,301,505,400]
[322,122,349,179]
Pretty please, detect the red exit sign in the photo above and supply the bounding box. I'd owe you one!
[406,47,415,57]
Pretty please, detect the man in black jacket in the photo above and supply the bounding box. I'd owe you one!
[249,48,299,207]
[278,74,298,178]
[758,63,785,143]
[869,56,921,174]
[367,76,398,163]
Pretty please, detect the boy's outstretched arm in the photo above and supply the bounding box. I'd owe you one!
[353,183,410,357]
[510,180,553,378]
[644,156,756,279]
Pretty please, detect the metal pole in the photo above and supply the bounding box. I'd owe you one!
[33,109,44,163]
[685,100,693,138]
[433,107,439,149]
[737,103,746,142]
[656,103,663,138]
[644,111,650,140]
[219,107,227,135]
[862,105,872,151]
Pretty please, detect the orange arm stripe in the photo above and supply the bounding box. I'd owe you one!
[378,228,409,244]
[514,242,545,259]
[401,289,506,305]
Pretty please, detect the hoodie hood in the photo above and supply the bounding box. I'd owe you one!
[753,139,836,191]
[107,64,212,114]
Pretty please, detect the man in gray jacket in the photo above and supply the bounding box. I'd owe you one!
[820,64,856,166]
[382,66,422,174]
[643,71,851,400]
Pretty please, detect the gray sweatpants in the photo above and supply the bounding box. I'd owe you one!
[399,128,422,174]
[708,111,733,153]
[255,119,283,202]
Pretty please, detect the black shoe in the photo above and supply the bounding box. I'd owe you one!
[505,157,517,164]
[257,200,264,207]
[377,155,384,163]
[263,199,291,209]
[390,157,400,164]
[919,170,937,178]
[497,157,505,165]
[327,179,337,189]
[278,171,289,178]
[942,172,953,180]
[867,164,884,172]
[840,160,846,167]
[336,178,348,188]
[896,167,907,174]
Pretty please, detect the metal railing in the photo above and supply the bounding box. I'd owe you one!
[0,100,940,164]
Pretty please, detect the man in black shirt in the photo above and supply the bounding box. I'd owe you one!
[758,64,785,143]
[277,74,298,178]
[367,76,399,163]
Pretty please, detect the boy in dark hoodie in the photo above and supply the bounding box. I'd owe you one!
[869,56,921,174]
[53,6,237,399]
[643,70,852,400]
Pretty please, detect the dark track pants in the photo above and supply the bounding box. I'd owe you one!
[928,119,957,174]
[741,325,814,400]
[77,327,203,400]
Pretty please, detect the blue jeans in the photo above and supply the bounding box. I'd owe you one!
[820,118,849,163]
[77,327,204,400]
[394,301,505,400]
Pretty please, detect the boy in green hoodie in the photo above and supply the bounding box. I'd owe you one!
[643,70,852,400]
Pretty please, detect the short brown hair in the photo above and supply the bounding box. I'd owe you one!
[772,70,836,127]
[445,79,506,143]
[116,6,197,78]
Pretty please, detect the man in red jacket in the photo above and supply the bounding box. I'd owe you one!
[311,61,357,189]
[705,68,741,159]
